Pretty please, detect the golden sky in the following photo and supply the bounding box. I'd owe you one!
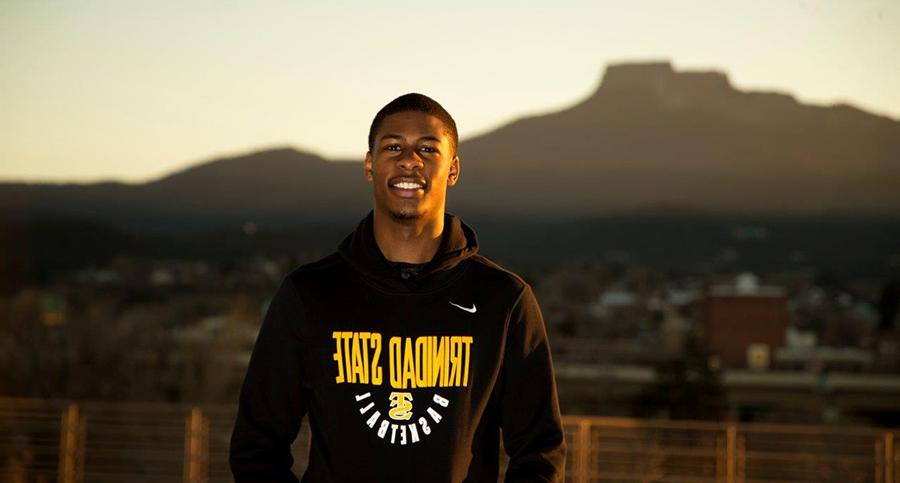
[1,0,897,183]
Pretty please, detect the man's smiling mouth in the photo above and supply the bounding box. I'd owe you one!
[392,181,424,189]
[389,177,427,197]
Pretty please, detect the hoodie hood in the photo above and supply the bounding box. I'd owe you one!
[337,209,479,294]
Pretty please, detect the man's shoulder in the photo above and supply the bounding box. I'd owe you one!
[283,251,345,284]
[466,253,531,294]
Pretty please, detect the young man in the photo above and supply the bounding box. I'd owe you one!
[230,93,566,482]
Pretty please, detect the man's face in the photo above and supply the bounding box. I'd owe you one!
[365,111,459,223]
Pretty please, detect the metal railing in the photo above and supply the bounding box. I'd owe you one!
[1,397,896,482]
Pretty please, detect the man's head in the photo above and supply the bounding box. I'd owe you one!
[368,93,458,157]
[365,93,460,223]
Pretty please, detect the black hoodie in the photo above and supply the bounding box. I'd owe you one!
[230,210,566,482]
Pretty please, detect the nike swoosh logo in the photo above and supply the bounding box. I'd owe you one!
[449,301,477,313]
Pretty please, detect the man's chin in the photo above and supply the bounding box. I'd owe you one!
[388,208,422,222]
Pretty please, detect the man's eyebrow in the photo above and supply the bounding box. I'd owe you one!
[379,134,442,143]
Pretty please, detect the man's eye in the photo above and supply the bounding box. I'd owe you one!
[420,146,437,153]
[385,145,401,151]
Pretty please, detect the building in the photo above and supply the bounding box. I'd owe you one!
[702,273,788,369]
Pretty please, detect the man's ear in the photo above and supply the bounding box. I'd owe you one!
[447,155,460,187]
[364,151,373,182]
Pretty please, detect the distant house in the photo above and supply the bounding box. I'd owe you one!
[702,273,788,369]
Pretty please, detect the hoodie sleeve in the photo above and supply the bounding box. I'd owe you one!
[230,277,306,483]
[500,284,567,482]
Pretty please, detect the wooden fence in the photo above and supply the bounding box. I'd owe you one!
[0,397,896,482]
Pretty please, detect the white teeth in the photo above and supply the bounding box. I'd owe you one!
[393,182,423,190]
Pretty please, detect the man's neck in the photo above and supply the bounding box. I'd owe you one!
[372,209,444,264]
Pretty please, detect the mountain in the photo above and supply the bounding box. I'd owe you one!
[451,62,900,217]
[0,148,371,233]
[1,61,898,233]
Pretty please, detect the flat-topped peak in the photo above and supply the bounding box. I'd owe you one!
[597,61,732,95]
[600,61,675,87]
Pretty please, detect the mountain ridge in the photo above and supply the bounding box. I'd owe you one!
[2,61,898,233]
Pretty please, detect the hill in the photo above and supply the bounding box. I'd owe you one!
[2,61,898,234]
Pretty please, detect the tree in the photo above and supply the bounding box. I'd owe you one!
[632,337,726,421]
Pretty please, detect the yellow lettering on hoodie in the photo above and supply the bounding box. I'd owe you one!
[332,331,345,383]
[370,332,382,385]
[389,336,402,389]
[335,331,472,389]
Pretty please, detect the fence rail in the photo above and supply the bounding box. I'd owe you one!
[0,397,896,482]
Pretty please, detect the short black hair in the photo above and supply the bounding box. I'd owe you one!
[368,93,459,157]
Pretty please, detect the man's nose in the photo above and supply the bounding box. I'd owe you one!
[396,148,424,171]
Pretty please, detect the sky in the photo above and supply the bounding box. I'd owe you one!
[1,0,898,183]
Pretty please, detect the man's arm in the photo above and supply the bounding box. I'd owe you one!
[500,284,567,483]
[230,277,307,483]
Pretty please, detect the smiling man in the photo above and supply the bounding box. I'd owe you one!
[230,93,566,482]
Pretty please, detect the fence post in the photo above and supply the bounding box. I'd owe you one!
[57,403,84,483]
[183,407,209,483]
[885,432,894,483]
[575,419,590,483]
[725,424,736,483]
